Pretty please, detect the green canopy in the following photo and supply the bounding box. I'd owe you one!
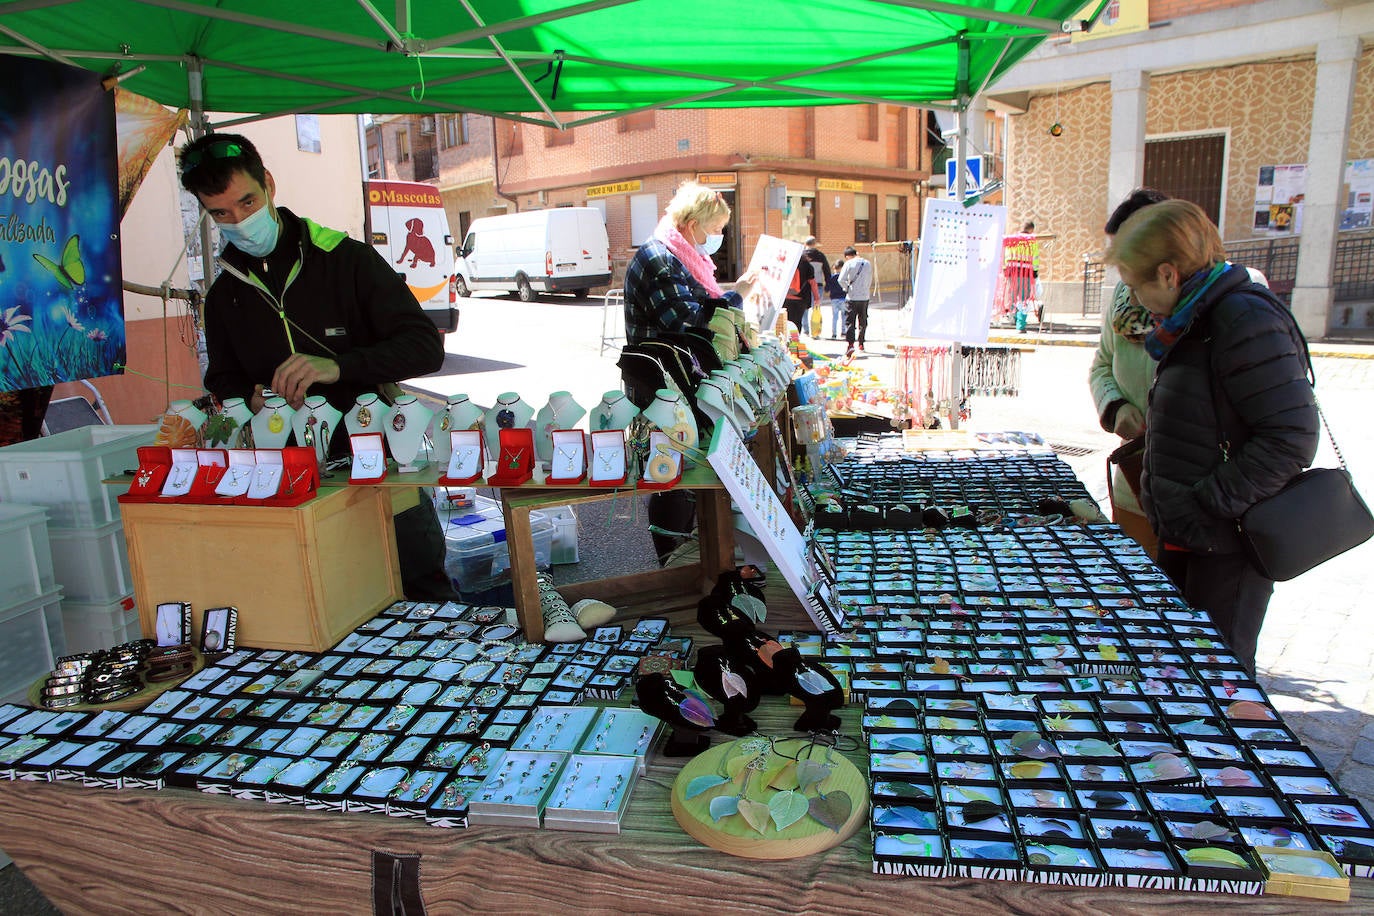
[0,0,1105,125]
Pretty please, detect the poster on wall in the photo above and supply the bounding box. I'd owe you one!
[1253,163,1306,234]
[1341,158,1374,231]
[907,197,1005,344]
[1,56,124,394]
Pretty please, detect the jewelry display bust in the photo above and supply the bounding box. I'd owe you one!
[483,393,534,460]
[291,395,342,466]
[429,394,486,463]
[220,397,256,448]
[535,391,586,464]
[384,394,434,469]
[344,392,391,437]
[590,390,640,432]
[250,397,296,450]
[640,389,698,450]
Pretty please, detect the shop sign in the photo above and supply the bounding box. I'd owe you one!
[696,172,737,188]
[817,178,863,192]
[587,180,642,198]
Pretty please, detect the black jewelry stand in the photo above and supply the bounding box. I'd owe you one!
[696,593,756,641]
[693,645,761,736]
[634,672,713,757]
[771,648,843,733]
[723,628,789,695]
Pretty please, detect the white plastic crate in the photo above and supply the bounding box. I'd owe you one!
[546,505,580,565]
[48,519,131,603]
[441,494,553,594]
[61,594,139,655]
[0,424,154,529]
[0,589,60,700]
[0,503,55,606]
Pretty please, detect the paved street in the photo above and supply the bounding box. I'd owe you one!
[414,292,1374,816]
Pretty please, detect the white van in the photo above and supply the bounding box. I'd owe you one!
[454,208,610,301]
[365,179,460,333]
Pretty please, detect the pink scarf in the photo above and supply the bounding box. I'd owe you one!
[654,215,723,297]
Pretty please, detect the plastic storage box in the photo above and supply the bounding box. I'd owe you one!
[0,424,154,528]
[0,503,55,607]
[546,505,580,565]
[442,494,553,595]
[48,519,131,603]
[62,594,139,654]
[0,589,60,699]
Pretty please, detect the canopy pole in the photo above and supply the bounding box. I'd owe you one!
[186,55,215,386]
[947,37,971,432]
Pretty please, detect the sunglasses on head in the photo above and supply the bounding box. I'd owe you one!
[180,139,245,175]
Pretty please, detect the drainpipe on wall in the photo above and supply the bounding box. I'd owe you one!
[490,116,520,213]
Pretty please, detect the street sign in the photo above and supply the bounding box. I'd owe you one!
[945,157,982,198]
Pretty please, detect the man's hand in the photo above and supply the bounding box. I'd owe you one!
[1113,403,1146,440]
[271,354,340,408]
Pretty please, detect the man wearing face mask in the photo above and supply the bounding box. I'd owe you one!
[178,132,453,600]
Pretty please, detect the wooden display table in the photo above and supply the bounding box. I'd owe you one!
[121,486,402,652]
[500,465,735,642]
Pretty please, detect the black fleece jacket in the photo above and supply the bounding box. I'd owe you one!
[1141,264,1319,554]
[203,207,444,413]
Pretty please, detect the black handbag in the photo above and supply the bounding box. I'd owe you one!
[1206,314,1373,580]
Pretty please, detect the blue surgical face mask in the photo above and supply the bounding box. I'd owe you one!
[697,233,724,256]
[218,204,280,257]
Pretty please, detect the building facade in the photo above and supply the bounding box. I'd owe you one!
[368,105,947,300]
[989,0,1374,336]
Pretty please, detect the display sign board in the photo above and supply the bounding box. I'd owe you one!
[739,233,803,331]
[587,180,642,198]
[908,198,1005,344]
[818,178,863,192]
[706,420,844,637]
[0,56,124,393]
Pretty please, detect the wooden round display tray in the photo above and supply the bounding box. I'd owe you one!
[670,735,868,859]
[25,650,205,713]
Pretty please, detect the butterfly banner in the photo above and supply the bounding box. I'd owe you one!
[1,56,125,393]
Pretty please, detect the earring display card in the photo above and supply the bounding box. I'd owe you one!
[215,450,257,499]
[246,450,285,501]
[161,448,199,498]
[543,753,639,834]
[576,707,663,775]
[467,750,569,827]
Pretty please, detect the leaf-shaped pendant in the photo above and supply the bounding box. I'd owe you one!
[768,761,798,791]
[809,791,852,832]
[931,656,951,674]
[768,789,810,832]
[677,689,715,728]
[737,798,771,835]
[795,759,833,793]
[720,665,748,699]
[731,593,767,624]
[794,665,831,696]
[708,794,740,822]
[686,774,729,799]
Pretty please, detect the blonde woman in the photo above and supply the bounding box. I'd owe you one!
[1106,199,1317,673]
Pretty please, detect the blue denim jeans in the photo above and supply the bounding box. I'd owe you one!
[830,298,845,337]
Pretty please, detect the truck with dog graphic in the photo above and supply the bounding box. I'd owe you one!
[365,179,459,333]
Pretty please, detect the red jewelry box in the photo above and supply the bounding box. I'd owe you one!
[349,432,388,484]
[487,428,535,486]
[262,447,319,507]
[588,430,628,488]
[437,429,484,486]
[119,446,173,503]
[545,429,587,485]
[186,448,230,502]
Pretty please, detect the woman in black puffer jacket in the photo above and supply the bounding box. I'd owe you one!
[1105,200,1318,673]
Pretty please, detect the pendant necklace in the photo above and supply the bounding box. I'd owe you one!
[267,409,285,434]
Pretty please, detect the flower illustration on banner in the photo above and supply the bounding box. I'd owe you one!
[87,328,108,342]
[0,307,33,347]
[59,307,85,332]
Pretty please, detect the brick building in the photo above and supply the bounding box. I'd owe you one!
[366,105,954,298]
[989,0,1374,336]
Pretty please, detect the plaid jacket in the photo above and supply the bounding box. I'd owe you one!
[623,239,740,344]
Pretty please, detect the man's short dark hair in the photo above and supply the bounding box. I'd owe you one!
[804,236,817,246]
[1104,188,1169,236]
[843,246,857,257]
[178,132,268,198]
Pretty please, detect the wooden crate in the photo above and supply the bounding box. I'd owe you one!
[122,486,401,652]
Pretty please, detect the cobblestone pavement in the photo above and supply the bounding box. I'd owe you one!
[815,301,1374,817]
